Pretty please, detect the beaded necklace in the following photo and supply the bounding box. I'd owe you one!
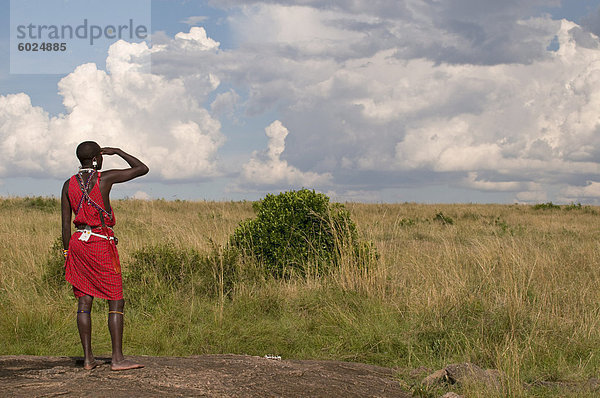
[73,169,120,274]
[74,170,112,219]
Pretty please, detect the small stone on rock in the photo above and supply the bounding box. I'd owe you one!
[440,392,463,398]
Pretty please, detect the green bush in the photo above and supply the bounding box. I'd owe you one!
[434,212,454,225]
[125,243,239,303]
[42,237,67,289]
[532,202,560,210]
[127,244,202,288]
[23,196,59,212]
[229,189,376,278]
[563,202,582,211]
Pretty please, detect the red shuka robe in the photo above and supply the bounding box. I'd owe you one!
[64,171,122,300]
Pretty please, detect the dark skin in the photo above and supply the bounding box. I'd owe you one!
[61,147,149,371]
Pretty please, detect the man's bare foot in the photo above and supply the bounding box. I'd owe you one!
[111,359,144,371]
[83,359,98,370]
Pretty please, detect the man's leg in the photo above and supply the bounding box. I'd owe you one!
[77,295,97,370]
[107,299,143,371]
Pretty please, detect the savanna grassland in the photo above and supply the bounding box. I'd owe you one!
[2,197,600,397]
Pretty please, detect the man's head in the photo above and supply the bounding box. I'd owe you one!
[76,141,102,169]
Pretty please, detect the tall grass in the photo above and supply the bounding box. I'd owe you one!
[2,197,600,396]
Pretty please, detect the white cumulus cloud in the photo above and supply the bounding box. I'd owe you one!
[0,39,225,181]
[461,172,541,192]
[516,190,548,203]
[180,16,209,26]
[175,27,220,50]
[562,181,600,200]
[238,120,332,189]
[132,190,151,200]
[7,1,600,203]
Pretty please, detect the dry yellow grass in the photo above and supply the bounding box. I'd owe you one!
[2,198,600,396]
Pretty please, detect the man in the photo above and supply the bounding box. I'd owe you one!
[61,141,149,371]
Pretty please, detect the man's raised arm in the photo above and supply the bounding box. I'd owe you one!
[100,147,149,185]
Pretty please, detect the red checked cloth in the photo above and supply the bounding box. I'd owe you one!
[64,172,123,300]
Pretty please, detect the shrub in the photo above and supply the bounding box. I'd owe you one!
[126,244,202,288]
[398,218,416,227]
[229,189,376,278]
[563,202,582,211]
[533,202,560,210]
[434,212,454,225]
[42,237,67,289]
[494,217,511,235]
[23,196,59,212]
[202,241,240,298]
[125,243,239,302]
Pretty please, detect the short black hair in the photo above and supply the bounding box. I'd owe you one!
[76,141,101,162]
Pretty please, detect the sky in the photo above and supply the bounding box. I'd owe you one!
[3,0,600,203]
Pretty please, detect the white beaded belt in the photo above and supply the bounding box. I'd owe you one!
[77,225,115,242]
